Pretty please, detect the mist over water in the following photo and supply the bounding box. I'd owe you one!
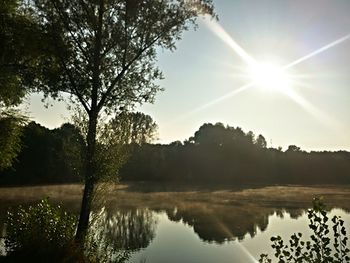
[0,184,349,262]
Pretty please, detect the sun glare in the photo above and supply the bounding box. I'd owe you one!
[247,62,291,93]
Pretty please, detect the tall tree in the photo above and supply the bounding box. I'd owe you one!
[0,0,45,169]
[25,0,214,241]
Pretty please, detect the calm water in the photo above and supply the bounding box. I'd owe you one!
[126,209,350,263]
[0,188,350,262]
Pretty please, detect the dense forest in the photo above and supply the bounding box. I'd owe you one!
[1,122,349,185]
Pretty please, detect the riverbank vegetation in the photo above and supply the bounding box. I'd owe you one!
[1,122,349,186]
[260,198,350,263]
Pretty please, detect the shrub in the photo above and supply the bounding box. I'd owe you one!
[5,198,77,261]
[259,197,350,263]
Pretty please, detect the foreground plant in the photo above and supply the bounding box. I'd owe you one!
[5,198,77,262]
[259,198,350,263]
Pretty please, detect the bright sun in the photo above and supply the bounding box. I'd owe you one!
[247,62,291,93]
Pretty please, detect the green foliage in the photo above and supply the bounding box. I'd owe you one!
[259,198,350,263]
[52,123,85,180]
[106,111,158,145]
[0,121,85,184]
[0,110,27,171]
[5,198,77,255]
[0,0,48,108]
[97,111,158,181]
[71,110,158,183]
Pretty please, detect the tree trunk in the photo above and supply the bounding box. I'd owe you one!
[75,0,103,243]
[75,111,98,243]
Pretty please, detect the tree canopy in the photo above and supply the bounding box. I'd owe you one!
[0,111,27,171]
[29,0,214,114]
[0,0,46,107]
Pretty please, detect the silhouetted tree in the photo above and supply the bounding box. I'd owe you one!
[2,121,349,187]
[256,135,267,148]
[23,0,215,241]
[286,145,301,152]
[0,122,84,184]
[119,123,350,185]
[107,111,158,145]
[0,111,27,171]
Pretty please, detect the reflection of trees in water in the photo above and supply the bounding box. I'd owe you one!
[163,204,308,243]
[89,207,157,253]
[0,203,157,261]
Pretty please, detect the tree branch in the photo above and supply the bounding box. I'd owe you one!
[50,23,90,113]
[97,34,161,112]
[52,0,91,64]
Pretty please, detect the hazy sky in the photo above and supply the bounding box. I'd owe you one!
[25,0,350,151]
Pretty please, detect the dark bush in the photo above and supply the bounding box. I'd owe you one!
[4,198,77,262]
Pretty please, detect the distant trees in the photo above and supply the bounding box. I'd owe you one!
[17,122,84,183]
[107,111,158,145]
[286,145,302,152]
[0,111,157,184]
[0,122,84,184]
[120,123,350,185]
[256,135,267,149]
[1,121,349,186]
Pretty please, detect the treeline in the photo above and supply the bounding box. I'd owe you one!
[0,122,84,185]
[120,123,350,185]
[1,122,349,185]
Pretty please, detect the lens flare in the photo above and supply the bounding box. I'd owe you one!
[180,17,350,128]
[203,16,257,67]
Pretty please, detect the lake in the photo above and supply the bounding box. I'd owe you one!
[0,183,350,262]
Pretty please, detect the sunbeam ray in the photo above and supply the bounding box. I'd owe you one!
[190,82,254,114]
[284,34,350,69]
[203,209,259,262]
[171,19,349,128]
[283,88,340,128]
[163,82,253,127]
[203,17,257,67]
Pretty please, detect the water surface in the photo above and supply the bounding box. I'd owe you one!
[0,184,349,262]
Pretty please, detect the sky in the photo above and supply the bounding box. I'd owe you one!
[25,0,350,151]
